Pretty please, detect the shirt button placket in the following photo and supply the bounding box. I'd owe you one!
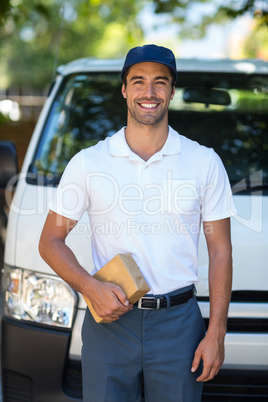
[138,162,146,188]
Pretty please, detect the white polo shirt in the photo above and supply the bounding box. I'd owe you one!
[51,126,236,295]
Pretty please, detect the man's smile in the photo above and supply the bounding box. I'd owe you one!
[139,103,158,109]
[136,99,162,110]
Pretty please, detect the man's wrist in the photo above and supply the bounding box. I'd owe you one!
[206,319,227,340]
[81,275,100,300]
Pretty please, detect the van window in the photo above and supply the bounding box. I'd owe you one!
[29,73,126,185]
[28,71,268,194]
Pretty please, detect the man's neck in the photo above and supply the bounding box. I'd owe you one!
[124,119,169,162]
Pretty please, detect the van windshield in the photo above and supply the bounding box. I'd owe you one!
[28,71,268,194]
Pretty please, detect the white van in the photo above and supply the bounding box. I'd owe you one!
[0,57,268,401]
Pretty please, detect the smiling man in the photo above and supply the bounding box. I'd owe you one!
[122,62,174,128]
[39,44,235,402]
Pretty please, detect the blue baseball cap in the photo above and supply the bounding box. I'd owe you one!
[121,44,177,82]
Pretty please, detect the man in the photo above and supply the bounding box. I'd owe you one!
[39,44,235,402]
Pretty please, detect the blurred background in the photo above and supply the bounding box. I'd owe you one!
[0,3,267,397]
[0,0,267,170]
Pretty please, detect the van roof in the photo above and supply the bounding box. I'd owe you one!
[57,57,268,76]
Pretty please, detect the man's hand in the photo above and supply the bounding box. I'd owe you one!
[86,279,133,322]
[191,332,225,382]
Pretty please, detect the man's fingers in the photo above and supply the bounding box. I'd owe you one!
[191,349,202,374]
[89,281,133,321]
[196,362,212,382]
[192,334,225,382]
[112,284,132,308]
[196,359,221,382]
[102,315,120,323]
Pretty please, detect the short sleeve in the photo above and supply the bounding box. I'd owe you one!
[201,150,237,222]
[49,150,90,221]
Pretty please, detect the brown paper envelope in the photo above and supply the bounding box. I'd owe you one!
[83,253,150,323]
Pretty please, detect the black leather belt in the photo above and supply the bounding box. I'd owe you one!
[136,288,195,310]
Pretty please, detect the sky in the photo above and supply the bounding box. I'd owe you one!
[180,16,252,59]
[139,3,253,60]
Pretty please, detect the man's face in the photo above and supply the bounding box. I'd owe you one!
[122,62,175,127]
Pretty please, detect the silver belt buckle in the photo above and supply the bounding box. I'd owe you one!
[137,296,161,310]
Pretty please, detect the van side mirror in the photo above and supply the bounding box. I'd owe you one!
[0,141,18,189]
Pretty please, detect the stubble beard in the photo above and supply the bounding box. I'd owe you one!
[127,100,169,127]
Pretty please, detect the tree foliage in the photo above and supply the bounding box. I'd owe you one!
[0,0,267,90]
[0,0,144,89]
[151,0,268,38]
[243,19,268,59]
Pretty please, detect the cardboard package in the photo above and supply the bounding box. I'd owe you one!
[83,253,150,323]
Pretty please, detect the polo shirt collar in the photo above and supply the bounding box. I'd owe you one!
[109,126,181,160]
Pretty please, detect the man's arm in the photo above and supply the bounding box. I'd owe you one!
[39,210,132,322]
[191,217,233,382]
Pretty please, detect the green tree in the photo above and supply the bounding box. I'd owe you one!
[1,0,267,90]
[0,0,144,90]
[151,0,267,38]
[243,18,268,59]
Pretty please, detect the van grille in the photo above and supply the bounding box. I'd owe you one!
[203,318,268,333]
[2,370,32,402]
[198,291,268,333]
[63,360,83,399]
[63,362,268,401]
[202,370,268,401]
[198,290,268,303]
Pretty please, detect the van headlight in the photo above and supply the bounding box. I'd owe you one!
[2,266,78,328]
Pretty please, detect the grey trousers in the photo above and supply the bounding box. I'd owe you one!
[82,285,206,402]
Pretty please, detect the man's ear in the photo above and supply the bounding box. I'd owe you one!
[122,84,127,99]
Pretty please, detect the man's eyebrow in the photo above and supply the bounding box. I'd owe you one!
[155,75,169,81]
[129,75,170,82]
[129,75,144,82]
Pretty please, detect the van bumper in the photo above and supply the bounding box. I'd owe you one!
[1,316,82,401]
[2,316,268,401]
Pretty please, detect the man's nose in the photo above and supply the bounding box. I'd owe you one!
[144,83,156,97]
